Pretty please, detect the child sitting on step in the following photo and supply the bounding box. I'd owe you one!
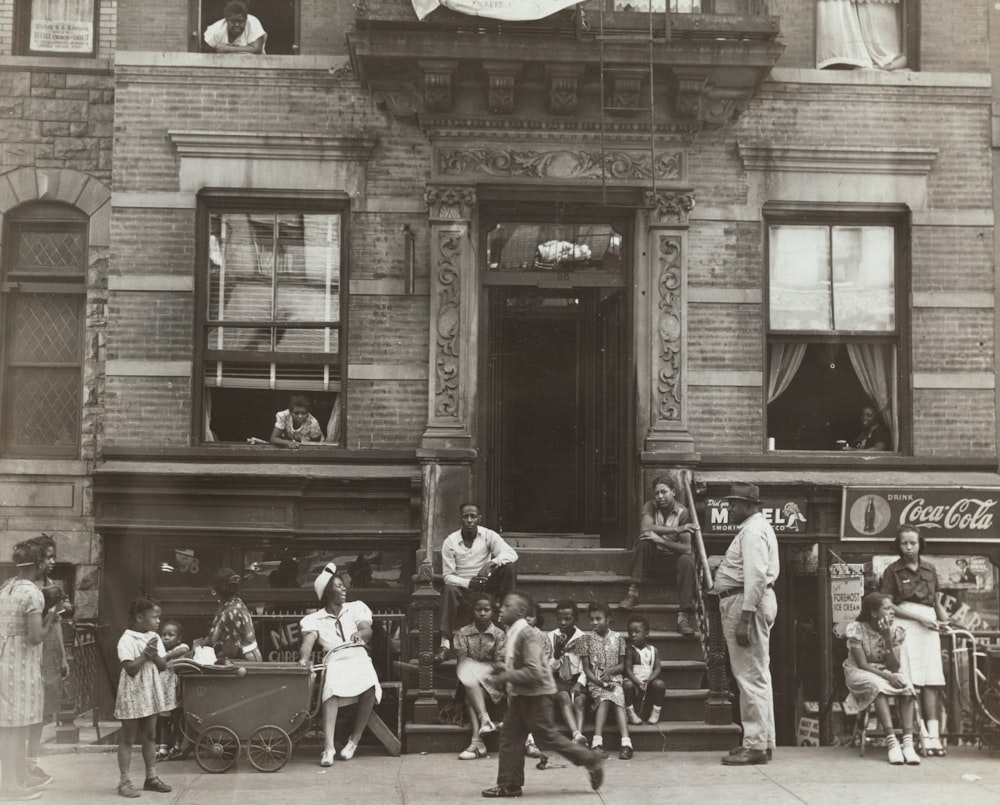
[454,593,506,761]
[624,615,666,725]
[547,600,588,746]
[574,601,633,759]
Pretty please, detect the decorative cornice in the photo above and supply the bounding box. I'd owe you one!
[167,131,378,161]
[484,62,522,116]
[437,146,682,183]
[420,60,458,113]
[738,145,939,175]
[644,189,696,225]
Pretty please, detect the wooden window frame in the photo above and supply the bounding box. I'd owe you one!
[188,0,301,55]
[14,0,100,58]
[762,202,911,455]
[193,189,350,448]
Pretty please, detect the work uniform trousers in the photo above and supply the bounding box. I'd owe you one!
[497,693,597,790]
[719,588,777,751]
[440,563,518,636]
[629,541,697,610]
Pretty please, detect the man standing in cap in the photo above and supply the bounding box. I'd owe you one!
[715,482,779,766]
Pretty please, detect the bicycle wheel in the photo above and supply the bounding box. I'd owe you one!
[247,725,292,772]
[195,726,240,773]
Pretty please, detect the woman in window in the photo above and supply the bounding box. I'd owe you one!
[844,404,890,451]
[298,564,381,767]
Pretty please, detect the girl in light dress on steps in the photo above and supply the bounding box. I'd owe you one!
[574,601,633,760]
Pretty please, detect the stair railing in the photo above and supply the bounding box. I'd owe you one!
[679,469,733,725]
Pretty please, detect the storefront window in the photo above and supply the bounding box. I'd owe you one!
[154,544,228,588]
[241,549,405,592]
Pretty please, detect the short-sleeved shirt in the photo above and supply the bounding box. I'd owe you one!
[209,597,259,655]
[453,621,506,663]
[881,558,939,606]
[204,14,266,49]
[844,620,905,667]
[299,601,374,653]
[273,409,324,442]
[639,500,691,535]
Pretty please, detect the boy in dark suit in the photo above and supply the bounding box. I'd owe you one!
[482,591,604,799]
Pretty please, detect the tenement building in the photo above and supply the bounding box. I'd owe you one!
[1,0,998,748]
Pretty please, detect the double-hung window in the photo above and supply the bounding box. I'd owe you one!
[193,0,299,55]
[1,203,86,457]
[15,0,99,57]
[196,191,347,446]
[765,207,908,453]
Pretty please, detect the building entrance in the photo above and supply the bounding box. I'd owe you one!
[483,286,630,544]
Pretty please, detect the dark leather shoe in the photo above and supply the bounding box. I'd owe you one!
[728,745,772,760]
[721,747,768,766]
[481,785,522,798]
[587,752,605,790]
[434,646,450,663]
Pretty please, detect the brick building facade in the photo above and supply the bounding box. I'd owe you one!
[2,0,999,745]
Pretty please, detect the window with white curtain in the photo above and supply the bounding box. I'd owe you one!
[196,192,347,446]
[765,212,905,453]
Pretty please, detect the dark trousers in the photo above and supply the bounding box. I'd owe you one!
[440,563,518,636]
[497,694,596,790]
[629,541,696,610]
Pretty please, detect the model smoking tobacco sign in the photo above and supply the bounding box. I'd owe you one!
[842,487,1000,541]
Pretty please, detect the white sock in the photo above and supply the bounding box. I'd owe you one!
[591,736,603,748]
[927,719,940,739]
[440,637,450,649]
[649,705,662,722]
[621,736,633,747]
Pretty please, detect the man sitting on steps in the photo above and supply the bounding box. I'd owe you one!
[619,475,698,636]
[437,502,519,662]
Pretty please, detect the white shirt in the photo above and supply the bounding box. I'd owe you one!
[204,15,266,50]
[441,526,518,588]
[299,601,373,652]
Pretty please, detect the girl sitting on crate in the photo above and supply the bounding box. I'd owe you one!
[843,592,920,766]
[298,563,382,768]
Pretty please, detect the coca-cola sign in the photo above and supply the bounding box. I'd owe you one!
[842,487,1000,541]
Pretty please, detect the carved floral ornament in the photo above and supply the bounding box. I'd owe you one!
[644,189,696,225]
[424,185,477,220]
[437,147,681,183]
[656,235,683,423]
[433,230,462,421]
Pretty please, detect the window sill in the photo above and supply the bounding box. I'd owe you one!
[0,55,111,74]
[0,459,89,476]
[700,452,999,472]
[99,446,419,465]
[114,52,349,73]
[769,67,990,89]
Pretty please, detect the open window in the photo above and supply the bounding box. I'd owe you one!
[765,207,908,453]
[196,191,347,446]
[1,202,86,457]
[193,0,299,55]
[14,0,99,57]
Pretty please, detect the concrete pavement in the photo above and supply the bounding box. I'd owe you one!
[17,744,1000,805]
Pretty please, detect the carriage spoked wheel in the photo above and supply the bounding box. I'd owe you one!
[247,725,293,772]
[981,683,1000,728]
[195,726,241,773]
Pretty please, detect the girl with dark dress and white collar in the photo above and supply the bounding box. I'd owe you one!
[879,526,950,755]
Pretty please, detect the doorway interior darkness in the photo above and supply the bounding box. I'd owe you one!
[484,286,630,542]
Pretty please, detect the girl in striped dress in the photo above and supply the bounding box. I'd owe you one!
[0,539,60,801]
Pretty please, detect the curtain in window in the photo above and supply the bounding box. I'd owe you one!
[204,390,217,442]
[855,0,904,69]
[325,395,342,445]
[767,342,807,404]
[816,0,872,69]
[846,342,897,450]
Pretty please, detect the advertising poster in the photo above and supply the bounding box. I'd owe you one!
[701,490,808,535]
[842,486,1000,542]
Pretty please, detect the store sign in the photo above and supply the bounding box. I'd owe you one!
[701,495,808,535]
[411,0,580,21]
[842,487,1000,542]
[830,563,864,624]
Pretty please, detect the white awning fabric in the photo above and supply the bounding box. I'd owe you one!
[412,0,580,21]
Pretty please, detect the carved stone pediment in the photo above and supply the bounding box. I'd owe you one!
[644,189,696,225]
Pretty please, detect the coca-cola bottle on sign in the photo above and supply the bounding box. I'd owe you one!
[863,496,876,533]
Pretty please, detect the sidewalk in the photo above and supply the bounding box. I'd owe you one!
[23,744,1000,805]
